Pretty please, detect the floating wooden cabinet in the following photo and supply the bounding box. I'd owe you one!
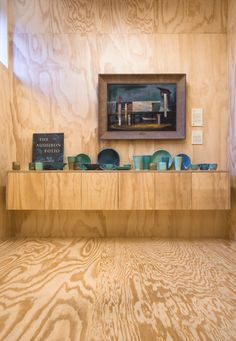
[45,173,81,210]
[81,173,118,210]
[6,171,230,211]
[119,173,155,210]
[192,173,230,209]
[155,173,191,209]
[7,172,44,210]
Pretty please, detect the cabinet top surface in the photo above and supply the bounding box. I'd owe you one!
[8,170,229,174]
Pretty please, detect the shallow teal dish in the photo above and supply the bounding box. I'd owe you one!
[117,165,131,170]
[209,163,218,170]
[152,150,172,170]
[75,154,91,170]
[43,162,67,170]
[191,163,199,170]
[176,153,191,170]
[199,163,209,170]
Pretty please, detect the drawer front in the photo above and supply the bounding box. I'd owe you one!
[82,173,118,210]
[7,173,45,210]
[192,173,230,209]
[119,173,155,210]
[155,173,192,209]
[45,173,81,210]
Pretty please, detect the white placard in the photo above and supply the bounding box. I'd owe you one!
[192,108,203,126]
[192,130,203,145]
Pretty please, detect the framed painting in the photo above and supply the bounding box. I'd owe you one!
[99,74,186,140]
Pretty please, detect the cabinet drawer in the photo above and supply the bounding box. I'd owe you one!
[82,173,118,210]
[45,173,81,210]
[7,173,44,210]
[119,173,154,210]
[192,173,230,209]
[155,173,191,209]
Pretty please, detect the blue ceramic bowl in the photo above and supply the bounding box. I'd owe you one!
[209,163,218,170]
[176,153,191,170]
[199,163,209,170]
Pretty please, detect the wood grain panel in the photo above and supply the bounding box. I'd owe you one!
[45,172,81,210]
[10,209,229,238]
[155,173,191,209]
[228,0,236,33]
[119,173,154,210]
[7,172,45,210]
[192,172,230,210]
[13,0,227,35]
[0,238,103,340]
[1,239,235,340]
[228,0,236,240]
[230,176,236,240]
[0,63,12,237]
[82,173,118,210]
[0,0,14,238]
[155,0,227,33]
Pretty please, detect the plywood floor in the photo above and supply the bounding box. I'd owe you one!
[0,239,236,341]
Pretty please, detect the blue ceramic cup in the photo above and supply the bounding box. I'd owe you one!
[133,156,143,170]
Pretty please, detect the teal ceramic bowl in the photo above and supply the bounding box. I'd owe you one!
[209,163,218,170]
[75,154,91,170]
[101,163,117,170]
[152,150,173,170]
[191,164,199,170]
[199,163,209,170]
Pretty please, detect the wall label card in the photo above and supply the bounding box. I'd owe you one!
[32,133,64,163]
[192,130,203,145]
[192,108,203,126]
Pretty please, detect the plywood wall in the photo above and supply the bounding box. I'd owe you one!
[228,0,236,240]
[0,0,14,238]
[7,0,230,237]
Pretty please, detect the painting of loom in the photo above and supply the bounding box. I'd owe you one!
[107,84,177,131]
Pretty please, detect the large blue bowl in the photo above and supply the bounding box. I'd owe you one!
[176,153,191,170]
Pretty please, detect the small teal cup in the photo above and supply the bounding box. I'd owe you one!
[133,156,143,170]
[35,162,43,170]
[143,155,152,170]
[174,156,182,171]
